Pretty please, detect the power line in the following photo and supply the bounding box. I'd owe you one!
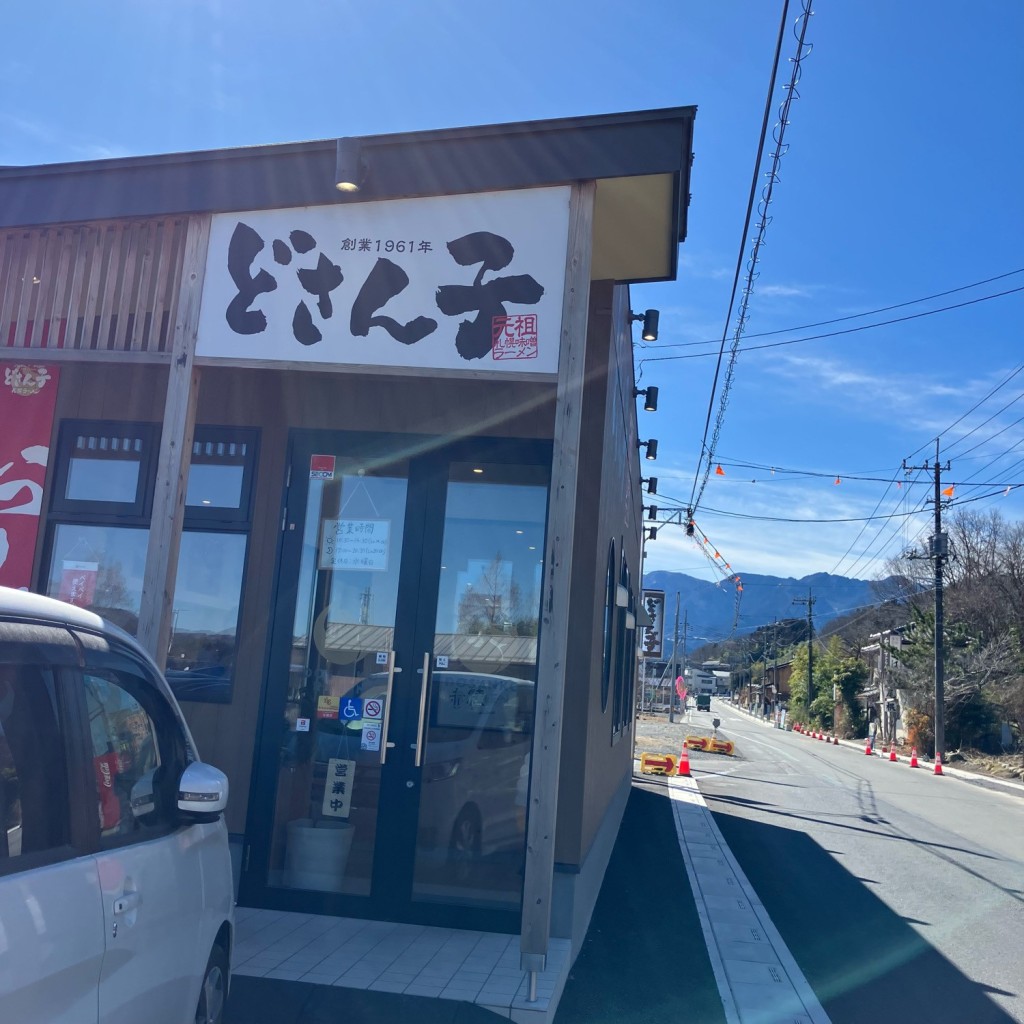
[903,363,1024,463]
[645,268,1024,352]
[690,0,798,510]
[948,409,1024,461]
[645,286,1024,363]
[692,504,939,525]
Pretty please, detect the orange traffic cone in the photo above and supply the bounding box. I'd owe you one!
[677,746,691,777]
[818,731,824,741]
[889,746,898,762]
[934,752,943,776]
[864,740,873,755]
[833,735,838,745]
[909,747,919,768]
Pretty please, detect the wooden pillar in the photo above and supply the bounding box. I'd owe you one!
[520,181,595,976]
[137,215,211,669]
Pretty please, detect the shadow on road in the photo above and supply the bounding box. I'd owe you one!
[707,799,1018,1024]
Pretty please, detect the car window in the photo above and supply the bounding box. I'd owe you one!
[82,668,186,843]
[0,663,70,866]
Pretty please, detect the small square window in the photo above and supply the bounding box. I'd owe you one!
[185,427,258,523]
[51,422,158,520]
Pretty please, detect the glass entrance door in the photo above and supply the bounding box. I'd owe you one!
[411,461,547,911]
[243,432,549,929]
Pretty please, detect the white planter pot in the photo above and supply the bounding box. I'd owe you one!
[283,818,355,893]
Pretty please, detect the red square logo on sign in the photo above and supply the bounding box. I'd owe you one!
[310,454,336,480]
[491,314,539,361]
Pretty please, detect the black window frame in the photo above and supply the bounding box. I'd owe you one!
[612,555,630,736]
[49,420,160,521]
[75,636,193,852]
[41,419,259,705]
[0,622,97,877]
[600,539,616,714]
[185,425,260,525]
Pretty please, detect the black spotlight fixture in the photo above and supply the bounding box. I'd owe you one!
[641,476,658,495]
[638,438,658,461]
[633,385,659,412]
[644,526,659,542]
[646,505,658,521]
[630,308,660,342]
[335,137,367,193]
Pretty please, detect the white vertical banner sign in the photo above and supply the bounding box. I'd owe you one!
[197,187,571,375]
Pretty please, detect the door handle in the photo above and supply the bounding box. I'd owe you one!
[414,651,432,767]
[379,650,398,766]
[113,892,141,915]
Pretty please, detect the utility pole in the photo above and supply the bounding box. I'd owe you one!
[793,589,815,720]
[771,618,778,723]
[903,440,949,762]
[669,593,681,723]
[681,610,688,714]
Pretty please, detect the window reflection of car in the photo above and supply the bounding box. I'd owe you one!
[165,665,231,703]
[416,672,534,870]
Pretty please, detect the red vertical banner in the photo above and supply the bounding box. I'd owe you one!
[0,364,60,590]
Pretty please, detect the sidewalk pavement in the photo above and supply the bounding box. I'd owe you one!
[225,777,725,1024]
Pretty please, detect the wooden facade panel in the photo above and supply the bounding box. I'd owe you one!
[0,217,188,357]
[11,231,40,348]
[555,280,642,868]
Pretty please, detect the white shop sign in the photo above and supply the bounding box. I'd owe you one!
[197,187,570,375]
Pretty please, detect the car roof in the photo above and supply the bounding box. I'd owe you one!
[0,586,201,758]
[0,586,135,646]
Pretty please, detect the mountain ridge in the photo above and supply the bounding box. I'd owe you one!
[641,570,893,647]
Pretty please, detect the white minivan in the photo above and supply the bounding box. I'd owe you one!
[0,587,233,1024]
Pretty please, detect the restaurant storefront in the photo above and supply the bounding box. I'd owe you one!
[0,107,695,977]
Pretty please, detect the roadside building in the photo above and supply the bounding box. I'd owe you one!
[0,108,695,991]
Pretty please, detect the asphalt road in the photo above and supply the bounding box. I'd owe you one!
[692,699,1024,1023]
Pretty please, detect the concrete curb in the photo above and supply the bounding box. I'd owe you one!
[800,727,1024,800]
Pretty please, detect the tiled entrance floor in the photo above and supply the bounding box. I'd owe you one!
[232,907,572,1022]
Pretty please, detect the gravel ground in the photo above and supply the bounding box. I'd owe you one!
[632,710,741,767]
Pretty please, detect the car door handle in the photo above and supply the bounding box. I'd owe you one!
[113,892,141,915]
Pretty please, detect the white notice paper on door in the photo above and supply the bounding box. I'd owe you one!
[321,758,356,818]
[320,519,390,572]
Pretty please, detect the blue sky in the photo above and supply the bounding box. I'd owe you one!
[5,1,1022,585]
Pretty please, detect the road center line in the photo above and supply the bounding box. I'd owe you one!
[667,775,832,1024]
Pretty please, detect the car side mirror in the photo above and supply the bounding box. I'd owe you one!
[178,761,229,822]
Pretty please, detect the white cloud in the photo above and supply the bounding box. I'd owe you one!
[756,283,812,299]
